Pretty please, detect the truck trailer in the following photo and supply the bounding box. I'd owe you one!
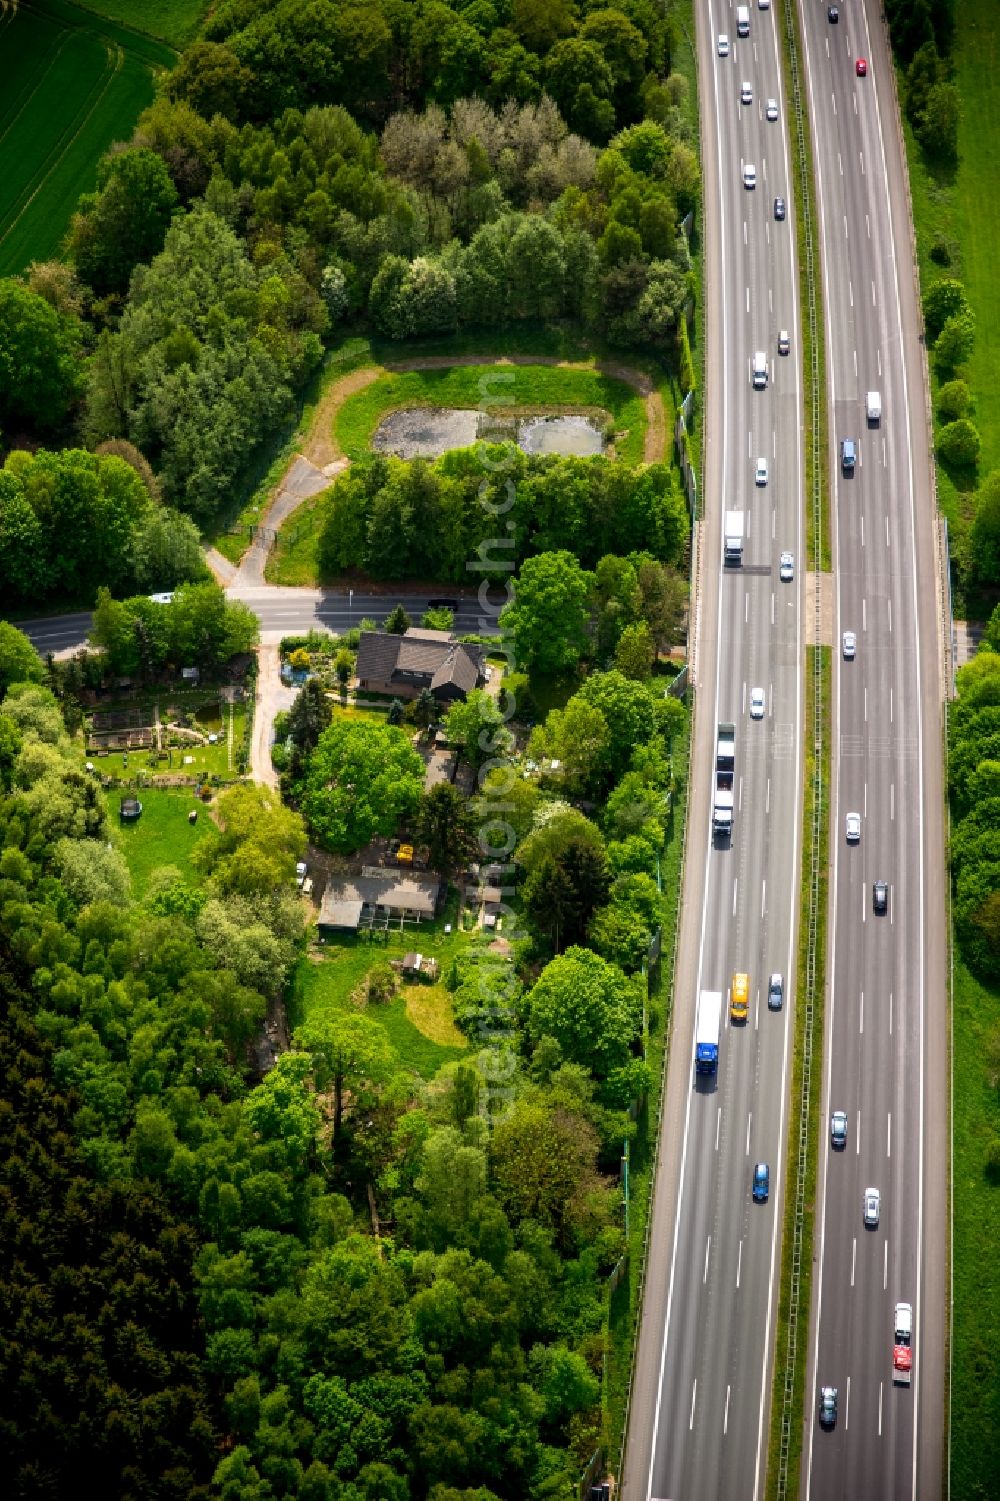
[724,510,745,566]
[713,722,736,839]
[695,990,722,1074]
[892,1302,913,1386]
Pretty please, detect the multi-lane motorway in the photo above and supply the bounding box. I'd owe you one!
[625,1,804,1495]
[800,2,947,1496]
[625,0,946,1498]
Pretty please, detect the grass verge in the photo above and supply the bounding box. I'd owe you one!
[74,0,207,46]
[103,784,207,895]
[765,645,830,1501]
[334,363,648,466]
[605,717,690,1465]
[950,955,1000,1497]
[895,0,1000,616]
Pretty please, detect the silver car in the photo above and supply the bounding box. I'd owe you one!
[864,1186,881,1228]
[768,973,783,1010]
[766,97,779,121]
[750,687,766,720]
[819,1386,838,1428]
[779,552,794,581]
[741,81,753,105]
[743,163,757,189]
[845,811,861,843]
[830,1110,847,1149]
[718,33,730,55]
[842,630,856,659]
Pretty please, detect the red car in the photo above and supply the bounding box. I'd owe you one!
[856,58,868,76]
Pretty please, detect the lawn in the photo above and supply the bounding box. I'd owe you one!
[292,909,473,1081]
[86,692,247,780]
[76,0,208,46]
[267,488,328,586]
[104,784,208,895]
[335,363,647,466]
[0,0,175,275]
[951,957,1000,1499]
[899,0,1000,611]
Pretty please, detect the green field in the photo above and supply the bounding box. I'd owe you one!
[104,784,208,895]
[951,957,1000,1497]
[77,1,207,46]
[0,0,175,275]
[901,0,1000,609]
[335,363,647,466]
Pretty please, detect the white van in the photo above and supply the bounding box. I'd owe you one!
[752,351,768,389]
[866,390,882,425]
[737,6,750,36]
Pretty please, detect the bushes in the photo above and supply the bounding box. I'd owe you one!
[937,418,981,469]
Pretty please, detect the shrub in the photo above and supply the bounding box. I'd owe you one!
[922,277,969,340]
[937,379,970,422]
[937,418,981,469]
[935,311,975,372]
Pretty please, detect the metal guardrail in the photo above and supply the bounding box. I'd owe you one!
[775,0,825,1493]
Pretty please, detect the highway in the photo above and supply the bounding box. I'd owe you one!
[799,3,947,1498]
[15,589,498,656]
[624,2,804,1497]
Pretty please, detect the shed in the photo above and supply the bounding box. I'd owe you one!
[401,952,439,981]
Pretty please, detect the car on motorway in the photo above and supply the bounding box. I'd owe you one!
[778,329,790,355]
[766,97,778,121]
[741,80,753,105]
[830,1110,848,1149]
[856,57,868,76]
[818,1386,839,1428]
[752,1163,770,1203]
[731,971,750,1020]
[718,33,730,56]
[845,811,861,843]
[768,973,783,1010]
[750,687,766,719]
[743,163,757,188]
[864,1186,881,1228]
[841,437,856,473]
[427,597,459,609]
[873,879,888,915]
[752,350,768,387]
[842,629,856,659]
[773,194,786,220]
[828,5,838,21]
[779,551,794,581]
[755,457,768,486]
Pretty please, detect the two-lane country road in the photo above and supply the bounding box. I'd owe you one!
[800,2,947,1497]
[624,2,805,1497]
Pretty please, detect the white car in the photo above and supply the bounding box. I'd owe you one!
[755,457,768,486]
[842,630,856,659]
[766,97,778,121]
[845,811,861,843]
[743,163,757,189]
[296,859,308,889]
[741,81,753,105]
[778,329,790,355]
[750,687,766,719]
[864,1186,881,1228]
[718,33,730,56]
[779,551,794,581]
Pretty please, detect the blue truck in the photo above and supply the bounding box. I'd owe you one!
[695,990,723,1074]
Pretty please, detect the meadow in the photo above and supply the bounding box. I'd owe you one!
[103,784,208,895]
[0,0,175,275]
[77,1,208,46]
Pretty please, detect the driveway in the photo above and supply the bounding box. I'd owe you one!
[252,644,296,786]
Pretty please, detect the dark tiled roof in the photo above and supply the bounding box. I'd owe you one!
[356,630,484,694]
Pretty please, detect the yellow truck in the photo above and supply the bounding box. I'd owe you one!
[730,972,750,1022]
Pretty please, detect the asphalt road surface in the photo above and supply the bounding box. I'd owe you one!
[624,3,805,1497]
[799,4,947,1498]
[15,590,501,657]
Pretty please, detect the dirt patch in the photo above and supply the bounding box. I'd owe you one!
[305,364,382,468]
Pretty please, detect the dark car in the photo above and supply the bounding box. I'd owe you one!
[773,195,786,220]
[819,1386,838,1428]
[752,1162,770,1203]
[828,6,839,22]
[873,880,888,915]
[427,597,459,609]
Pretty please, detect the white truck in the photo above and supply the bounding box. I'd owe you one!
[713,721,736,840]
[695,990,722,1074]
[724,510,744,566]
[893,1301,913,1386]
[866,390,882,426]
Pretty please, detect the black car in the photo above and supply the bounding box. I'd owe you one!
[774,195,786,220]
[873,880,888,915]
[828,6,839,21]
[427,597,459,609]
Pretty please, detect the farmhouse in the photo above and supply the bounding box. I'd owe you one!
[318,872,442,936]
[355,628,484,702]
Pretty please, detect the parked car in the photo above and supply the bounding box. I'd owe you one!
[296,860,308,889]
